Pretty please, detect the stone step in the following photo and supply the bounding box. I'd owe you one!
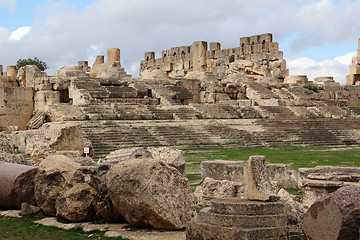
[210,198,285,216]
[206,212,287,228]
[186,221,287,240]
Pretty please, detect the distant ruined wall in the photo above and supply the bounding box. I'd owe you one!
[347,38,360,85]
[0,87,34,131]
[140,33,288,79]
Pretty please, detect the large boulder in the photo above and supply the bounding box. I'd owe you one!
[302,185,360,240]
[147,147,186,175]
[25,122,92,165]
[102,147,186,175]
[34,155,84,216]
[106,158,197,229]
[55,183,98,222]
[243,155,278,201]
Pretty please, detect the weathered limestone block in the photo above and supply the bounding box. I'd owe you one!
[268,164,298,189]
[302,185,360,240]
[0,161,38,209]
[192,41,207,72]
[0,86,34,131]
[140,69,168,79]
[6,65,17,77]
[90,61,132,79]
[102,147,186,175]
[20,202,41,216]
[34,155,84,216]
[106,158,197,229]
[25,122,91,165]
[201,160,244,182]
[350,64,360,75]
[243,155,278,201]
[194,177,244,206]
[147,147,186,175]
[107,48,120,63]
[45,105,85,122]
[284,75,308,85]
[299,166,360,188]
[17,65,47,87]
[93,55,104,66]
[186,198,288,240]
[26,112,46,130]
[314,76,335,84]
[54,66,89,77]
[209,42,221,51]
[55,183,98,222]
[144,52,155,61]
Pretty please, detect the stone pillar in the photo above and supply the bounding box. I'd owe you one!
[0,161,38,209]
[107,48,120,63]
[94,55,104,66]
[6,65,18,77]
[192,41,207,72]
[0,65,3,76]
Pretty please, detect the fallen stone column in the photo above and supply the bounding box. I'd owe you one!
[0,161,38,209]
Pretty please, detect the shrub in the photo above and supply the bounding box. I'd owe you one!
[303,85,318,93]
[16,57,48,71]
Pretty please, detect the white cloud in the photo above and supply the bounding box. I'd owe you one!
[0,0,16,11]
[0,0,359,80]
[287,51,357,84]
[9,26,31,41]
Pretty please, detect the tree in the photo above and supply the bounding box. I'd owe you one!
[16,57,48,71]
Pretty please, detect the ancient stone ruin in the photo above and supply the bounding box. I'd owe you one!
[1,33,360,239]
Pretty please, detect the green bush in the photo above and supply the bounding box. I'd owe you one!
[303,85,318,93]
[16,57,48,71]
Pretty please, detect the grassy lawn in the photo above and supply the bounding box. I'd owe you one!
[185,145,360,188]
[0,213,128,240]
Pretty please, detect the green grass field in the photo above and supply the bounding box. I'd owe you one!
[0,213,128,240]
[185,144,360,187]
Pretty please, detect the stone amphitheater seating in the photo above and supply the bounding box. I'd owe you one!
[79,118,360,158]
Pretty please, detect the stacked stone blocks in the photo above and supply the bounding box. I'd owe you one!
[347,38,360,85]
[141,33,288,79]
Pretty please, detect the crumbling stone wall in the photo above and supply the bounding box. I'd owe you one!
[140,33,288,79]
[347,38,360,85]
[0,87,34,131]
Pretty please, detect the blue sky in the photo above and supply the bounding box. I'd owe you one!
[0,0,359,83]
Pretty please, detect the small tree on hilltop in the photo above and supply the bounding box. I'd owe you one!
[16,57,48,71]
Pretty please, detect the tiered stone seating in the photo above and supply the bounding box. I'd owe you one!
[186,198,288,240]
[78,104,116,120]
[148,82,194,105]
[72,78,109,99]
[193,103,242,119]
[161,105,201,120]
[257,106,296,119]
[78,118,360,158]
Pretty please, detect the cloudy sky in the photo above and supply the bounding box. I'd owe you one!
[0,0,359,84]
